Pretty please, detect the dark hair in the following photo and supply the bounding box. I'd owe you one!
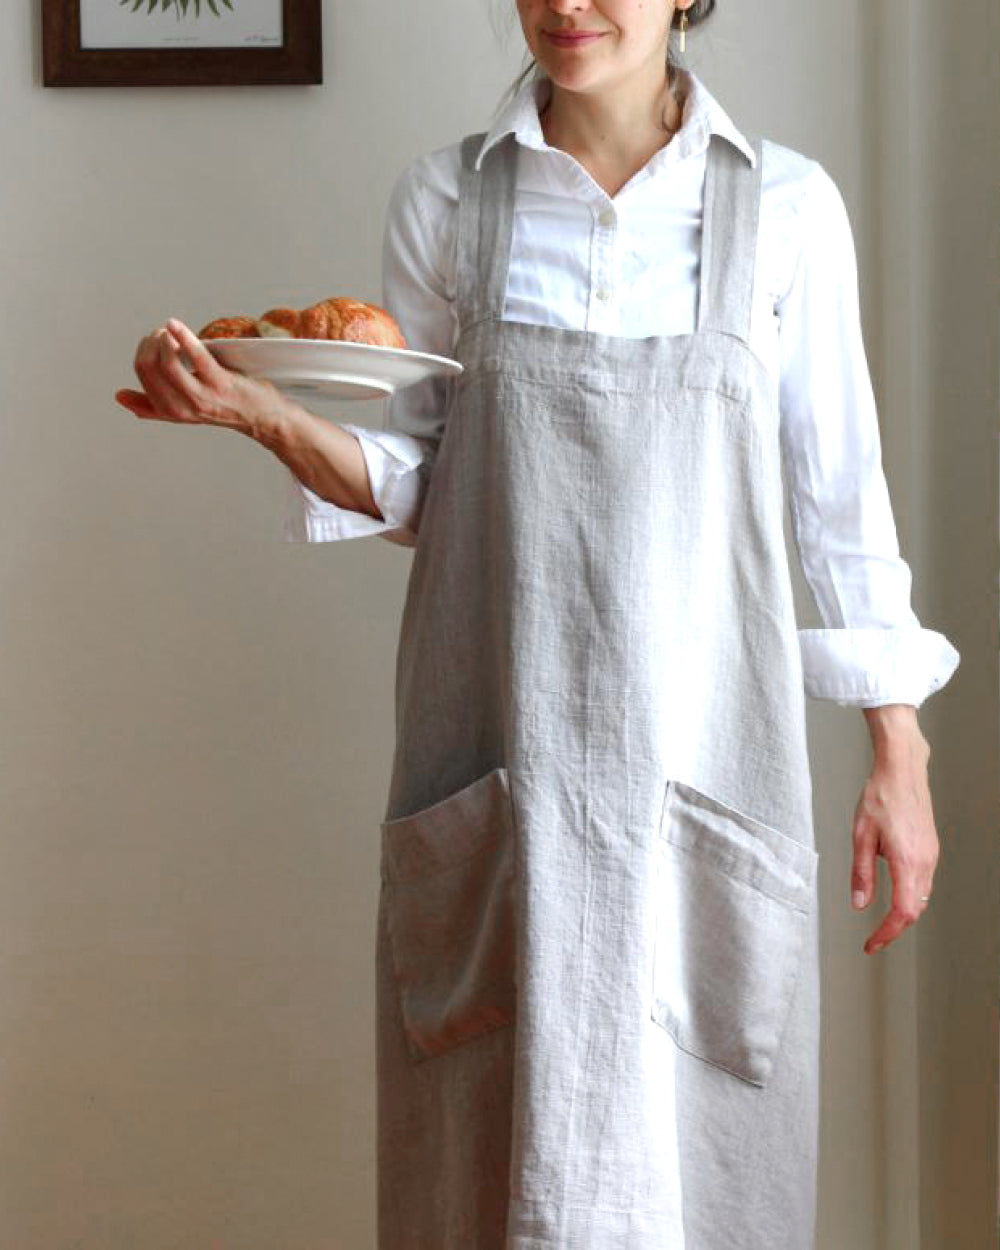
[493,1,717,116]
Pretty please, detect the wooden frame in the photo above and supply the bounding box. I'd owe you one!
[42,0,322,88]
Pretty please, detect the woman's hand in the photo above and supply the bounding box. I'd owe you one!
[116,317,382,519]
[115,318,290,440]
[852,704,939,954]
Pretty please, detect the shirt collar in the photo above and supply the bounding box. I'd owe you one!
[475,68,756,172]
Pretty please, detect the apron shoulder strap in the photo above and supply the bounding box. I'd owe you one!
[460,131,489,172]
[697,134,763,342]
[456,132,518,331]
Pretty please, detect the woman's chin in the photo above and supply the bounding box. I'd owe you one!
[535,58,607,93]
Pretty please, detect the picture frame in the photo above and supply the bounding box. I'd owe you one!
[42,0,322,88]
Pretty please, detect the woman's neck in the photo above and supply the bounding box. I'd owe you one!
[538,66,686,198]
[540,62,690,168]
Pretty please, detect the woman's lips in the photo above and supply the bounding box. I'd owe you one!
[543,30,606,47]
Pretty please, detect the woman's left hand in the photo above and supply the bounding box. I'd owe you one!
[852,705,939,954]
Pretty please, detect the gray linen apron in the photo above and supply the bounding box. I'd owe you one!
[375,128,821,1249]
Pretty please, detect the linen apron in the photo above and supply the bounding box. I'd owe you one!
[375,128,822,1249]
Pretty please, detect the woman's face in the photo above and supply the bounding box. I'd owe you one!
[515,0,680,93]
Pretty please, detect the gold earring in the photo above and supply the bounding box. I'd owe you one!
[678,7,689,53]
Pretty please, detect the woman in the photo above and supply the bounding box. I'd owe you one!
[116,1,960,1245]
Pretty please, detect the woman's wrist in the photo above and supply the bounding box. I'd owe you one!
[862,703,930,764]
[237,383,309,450]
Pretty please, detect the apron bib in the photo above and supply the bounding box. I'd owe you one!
[374,130,822,1249]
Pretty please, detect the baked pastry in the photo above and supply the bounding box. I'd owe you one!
[198,315,260,340]
[255,307,300,338]
[259,297,407,349]
[197,297,407,349]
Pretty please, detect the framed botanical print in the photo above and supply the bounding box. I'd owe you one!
[42,0,322,87]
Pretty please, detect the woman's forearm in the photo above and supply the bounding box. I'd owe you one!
[246,394,383,520]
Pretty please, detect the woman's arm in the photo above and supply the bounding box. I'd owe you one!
[283,150,461,548]
[281,420,438,547]
[775,160,956,953]
[777,160,960,712]
[251,395,384,520]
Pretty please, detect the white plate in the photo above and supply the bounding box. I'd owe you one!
[202,337,463,401]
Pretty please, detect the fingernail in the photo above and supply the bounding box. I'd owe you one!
[852,889,865,908]
[870,941,885,954]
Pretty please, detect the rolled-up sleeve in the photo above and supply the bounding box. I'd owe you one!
[282,423,435,547]
[777,161,960,708]
[284,151,457,549]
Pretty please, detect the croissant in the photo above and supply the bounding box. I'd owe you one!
[198,297,407,349]
[255,307,300,338]
[260,298,407,349]
[198,315,260,340]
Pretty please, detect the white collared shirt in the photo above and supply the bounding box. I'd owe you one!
[285,68,959,709]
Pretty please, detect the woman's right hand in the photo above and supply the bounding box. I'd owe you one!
[117,318,383,519]
[115,318,289,440]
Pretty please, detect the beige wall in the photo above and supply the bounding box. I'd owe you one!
[869,2,1000,1246]
[0,1,992,1245]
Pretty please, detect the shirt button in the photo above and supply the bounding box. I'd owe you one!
[596,285,612,302]
[597,208,615,229]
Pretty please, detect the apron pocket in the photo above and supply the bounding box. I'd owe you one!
[380,767,517,1062]
[650,779,818,1087]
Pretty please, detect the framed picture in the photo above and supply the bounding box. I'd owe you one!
[42,0,322,87]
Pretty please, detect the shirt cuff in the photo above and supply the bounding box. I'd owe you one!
[798,627,961,708]
[341,422,428,542]
[283,423,429,549]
